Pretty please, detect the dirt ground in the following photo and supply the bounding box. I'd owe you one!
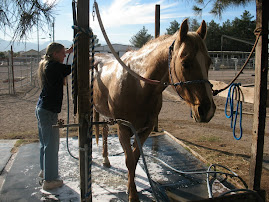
[0,69,268,200]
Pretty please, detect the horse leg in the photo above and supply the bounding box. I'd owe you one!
[93,109,99,145]
[133,127,152,168]
[102,124,111,167]
[118,124,139,202]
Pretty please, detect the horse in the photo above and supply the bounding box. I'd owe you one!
[92,19,216,201]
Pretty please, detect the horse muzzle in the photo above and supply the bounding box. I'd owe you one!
[191,100,216,123]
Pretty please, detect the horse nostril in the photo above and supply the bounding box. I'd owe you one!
[198,105,205,117]
[198,103,210,118]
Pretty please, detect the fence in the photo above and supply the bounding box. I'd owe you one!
[0,56,39,95]
[209,51,256,70]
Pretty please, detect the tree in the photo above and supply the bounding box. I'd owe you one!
[191,10,256,51]
[90,34,101,48]
[206,20,222,50]
[0,0,56,41]
[0,52,6,59]
[130,26,153,48]
[231,10,256,41]
[166,20,180,35]
[189,18,200,31]
[221,10,256,51]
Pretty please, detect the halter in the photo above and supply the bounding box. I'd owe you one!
[165,40,213,100]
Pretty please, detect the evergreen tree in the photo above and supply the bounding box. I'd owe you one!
[223,10,256,51]
[130,26,153,48]
[90,34,101,48]
[0,52,5,59]
[166,20,180,35]
[206,20,222,51]
[189,18,200,31]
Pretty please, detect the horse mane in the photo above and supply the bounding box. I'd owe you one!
[143,34,174,47]
[141,30,207,53]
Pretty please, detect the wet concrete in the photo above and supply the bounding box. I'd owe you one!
[0,134,211,201]
[0,140,17,174]
[142,134,208,201]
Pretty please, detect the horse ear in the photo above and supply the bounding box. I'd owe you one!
[196,20,207,40]
[178,18,188,41]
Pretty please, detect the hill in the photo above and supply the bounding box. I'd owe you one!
[0,38,73,52]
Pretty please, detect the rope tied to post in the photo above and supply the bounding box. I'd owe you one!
[225,83,243,140]
[71,24,95,199]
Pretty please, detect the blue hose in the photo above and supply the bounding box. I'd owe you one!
[225,83,243,140]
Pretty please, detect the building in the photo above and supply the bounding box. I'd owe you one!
[64,44,138,65]
[95,44,138,57]
[20,49,39,58]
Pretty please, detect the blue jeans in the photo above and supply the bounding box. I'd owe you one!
[35,107,59,181]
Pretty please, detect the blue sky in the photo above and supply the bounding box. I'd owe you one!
[0,0,256,46]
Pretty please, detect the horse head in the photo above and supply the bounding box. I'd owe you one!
[170,19,216,122]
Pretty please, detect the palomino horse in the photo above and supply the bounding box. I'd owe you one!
[93,19,216,201]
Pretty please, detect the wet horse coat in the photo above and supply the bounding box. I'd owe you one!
[93,19,216,201]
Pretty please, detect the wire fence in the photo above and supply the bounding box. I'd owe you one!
[0,51,261,95]
[0,57,39,95]
[211,57,255,71]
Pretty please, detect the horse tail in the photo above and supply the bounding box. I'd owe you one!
[94,109,100,145]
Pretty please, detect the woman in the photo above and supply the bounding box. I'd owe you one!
[35,42,72,190]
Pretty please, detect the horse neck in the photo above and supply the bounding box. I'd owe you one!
[141,36,176,93]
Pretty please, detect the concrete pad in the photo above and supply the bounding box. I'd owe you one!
[0,143,42,202]
[0,140,17,174]
[0,134,211,201]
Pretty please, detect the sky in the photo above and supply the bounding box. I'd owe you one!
[0,0,256,46]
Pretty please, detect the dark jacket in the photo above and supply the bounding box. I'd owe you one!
[37,61,71,113]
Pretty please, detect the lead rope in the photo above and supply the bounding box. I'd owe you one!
[225,83,243,140]
[87,26,95,200]
[71,0,78,116]
[66,52,79,160]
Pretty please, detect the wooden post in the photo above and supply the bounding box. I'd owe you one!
[77,0,91,201]
[153,4,160,132]
[155,4,160,38]
[249,0,268,193]
[11,46,15,94]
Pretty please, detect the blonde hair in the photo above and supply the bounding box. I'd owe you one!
[38,42,65,87]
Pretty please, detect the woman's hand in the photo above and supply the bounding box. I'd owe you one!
[65,46,73,54]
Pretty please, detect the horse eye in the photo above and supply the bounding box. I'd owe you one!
[208,58,213,66]
[182,62,190,69]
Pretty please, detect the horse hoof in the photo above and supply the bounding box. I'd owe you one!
[103,157,111,168]
[102,162,111,168]
[128,196,140,202]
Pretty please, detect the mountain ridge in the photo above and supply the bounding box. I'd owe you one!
[0,38,73,52]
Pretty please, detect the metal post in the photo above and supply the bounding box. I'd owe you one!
[52,17,55,42]
[30,58,33,86]
[155,5,160,38]
[37,20,40,62]
[77,0,91,201]
[221,35,224,65]
[249,0,268,196]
